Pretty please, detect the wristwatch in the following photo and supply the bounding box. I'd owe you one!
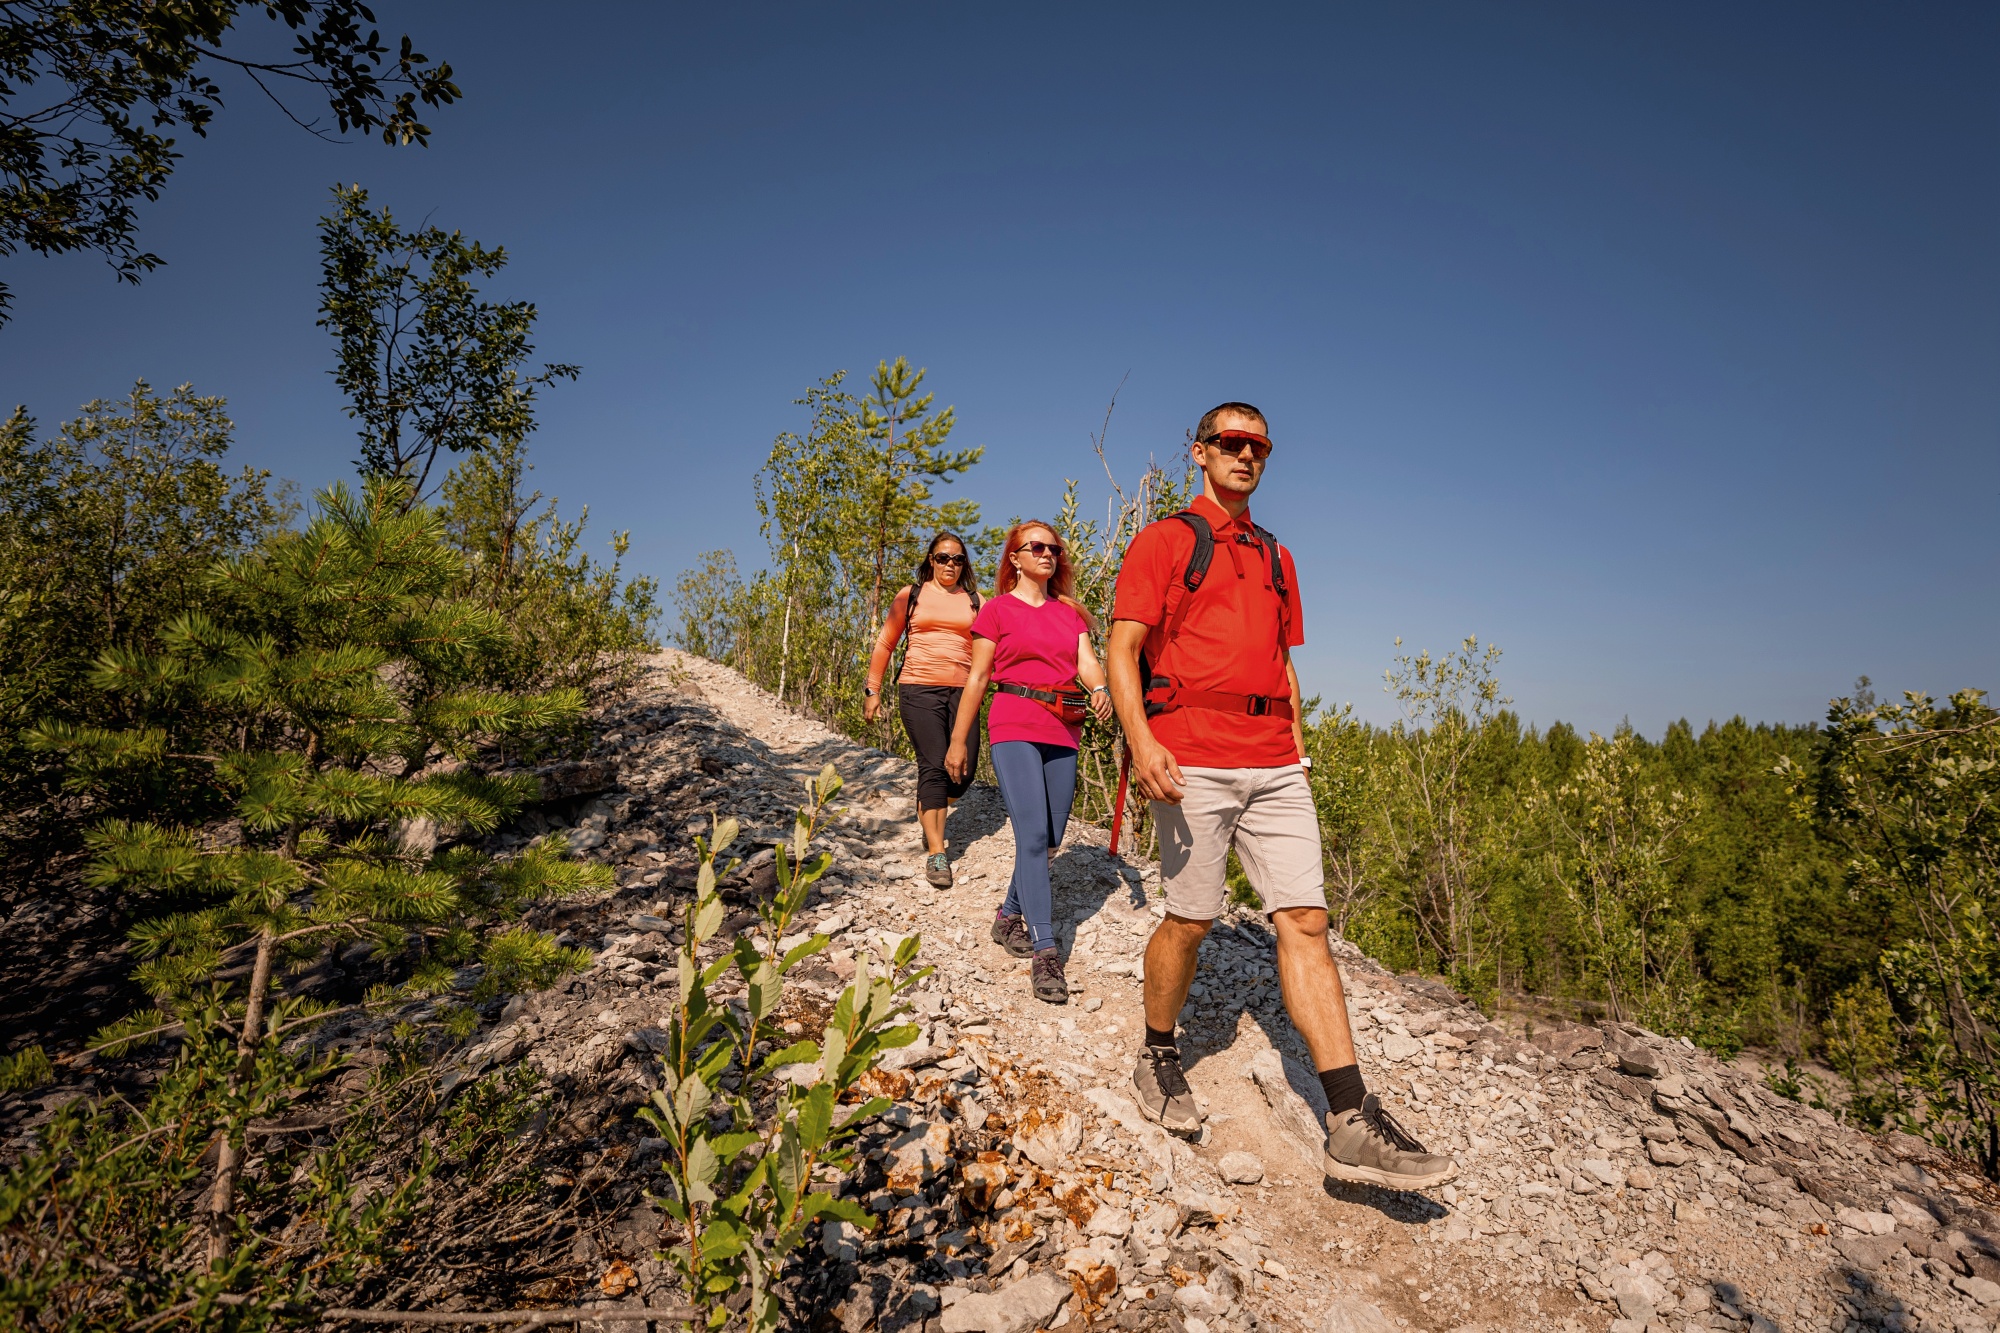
[863,686,877,698]
[1300,756,1313,770]
[1089,685,1108,695]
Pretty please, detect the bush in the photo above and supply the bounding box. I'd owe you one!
[644,766,924,1332]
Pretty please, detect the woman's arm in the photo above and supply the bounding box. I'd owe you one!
[945,638,996,780]
[863,587,912,720]
[1077,632,1114,723]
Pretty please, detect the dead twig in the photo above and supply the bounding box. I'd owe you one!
[320,1305,695,1326]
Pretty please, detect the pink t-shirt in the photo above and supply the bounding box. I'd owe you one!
[971,593,1089,748]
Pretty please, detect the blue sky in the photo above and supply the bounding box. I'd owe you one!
[4,3,1994,735]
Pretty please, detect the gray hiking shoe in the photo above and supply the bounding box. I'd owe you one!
[1132,1044,1203,1135]
[990,913,1034,958]
[1031,950,1068,1004]
[1323,1093,1457,1190]
[925,852,952,887]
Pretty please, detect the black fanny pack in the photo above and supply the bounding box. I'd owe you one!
[994,681,1089,725]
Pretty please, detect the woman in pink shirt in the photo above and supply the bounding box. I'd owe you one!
[946,521,1113,1004]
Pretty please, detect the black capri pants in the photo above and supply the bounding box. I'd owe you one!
[899,684,979,812]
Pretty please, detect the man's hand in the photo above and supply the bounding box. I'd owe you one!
[1130,737,1186,804]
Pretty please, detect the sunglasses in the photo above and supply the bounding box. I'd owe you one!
[1017,540,1063,559]
[1200,429,1274,461]
[930,552,967,567]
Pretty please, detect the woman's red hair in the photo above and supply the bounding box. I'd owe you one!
[995,521,1097,630]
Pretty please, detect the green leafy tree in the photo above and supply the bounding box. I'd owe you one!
[1301,701,1388,936]
[1802,686,2000,1169]
[1529,729,1705,1031]
[0,382,289,817]
[29,477,611,1263]
[1377,637,1513,998]
[317,184,577,500]
[438,435,660,703]
[756,373,862,706]
[0,1,457,322]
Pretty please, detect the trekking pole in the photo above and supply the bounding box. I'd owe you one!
[1109,740,1132,860]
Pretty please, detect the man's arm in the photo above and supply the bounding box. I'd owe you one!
[1284,648,1306,760]
[1109,619,1184,803]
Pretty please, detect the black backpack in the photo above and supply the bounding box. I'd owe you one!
[1140,510,1291,713]
[893,578,981,684]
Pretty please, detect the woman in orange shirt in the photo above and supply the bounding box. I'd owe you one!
[865,531,982,888]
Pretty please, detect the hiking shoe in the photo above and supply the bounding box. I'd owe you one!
[1323,1093,1457,1190]
[1132,1044,1203,1135]
[925,853,952,887]
[1031,950,1068,1004]
[990,913,1034,958]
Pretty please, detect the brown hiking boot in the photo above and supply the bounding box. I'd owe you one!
[1131,1044,1203,1135]
[925,852,952,887]
[1031,950,1069,1004]
[1323,1093,1457,1190]
[990,913,1034,958]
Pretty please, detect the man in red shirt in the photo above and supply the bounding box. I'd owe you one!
[1108,402,1456,1192]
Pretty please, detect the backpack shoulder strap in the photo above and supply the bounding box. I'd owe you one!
[1250,522,1288,599]
[1251,522,1292,639]
[892,583,921,683]
[1147,511,1214,684]
[1161,510,1213,638]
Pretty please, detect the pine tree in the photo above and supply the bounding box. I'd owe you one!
[29,477,611,1263]
[849,358,983,637]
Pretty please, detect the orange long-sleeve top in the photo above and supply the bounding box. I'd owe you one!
[866,582,978,689]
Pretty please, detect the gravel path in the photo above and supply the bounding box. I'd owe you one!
[507,651,2000,1333]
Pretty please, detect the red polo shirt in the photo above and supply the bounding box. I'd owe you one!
[1112,494,1304,768]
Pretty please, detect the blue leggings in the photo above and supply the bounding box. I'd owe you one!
[991,740,1078,951]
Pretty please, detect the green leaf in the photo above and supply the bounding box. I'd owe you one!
[820,1024,847,1083]
[694,893,725,944]
[797,1081,835,1148]
[805,1191,874,1227]
[759,1039,821,1075]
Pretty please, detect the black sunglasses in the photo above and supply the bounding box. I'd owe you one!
[1018,540,1063,559]
[929,552,967,567]
[1200,429,1274,461]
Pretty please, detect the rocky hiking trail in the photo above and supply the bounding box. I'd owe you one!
[9,649,2000,1333]
[529,651,2000,1333]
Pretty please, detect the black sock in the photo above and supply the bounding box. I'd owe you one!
[1144,1025,1177,1050]
[1320,1063,1367,1116]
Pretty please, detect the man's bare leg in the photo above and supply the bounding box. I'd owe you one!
[1271,906,1356,1069]
[1142,913,1212,1034]
[1132,913,1212,1132]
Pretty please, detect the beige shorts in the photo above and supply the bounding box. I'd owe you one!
[1150,765,1327,920]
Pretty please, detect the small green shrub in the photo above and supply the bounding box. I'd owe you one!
[0,1045,53,1093]
[643,764,924,1333]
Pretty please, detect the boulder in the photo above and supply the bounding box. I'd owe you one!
[884,1121,953,1194]
[939,1271,1068,1333]
[1219,1152,1265,1185]
[532,758,618,800]
[1316,1298,1396,1333]
[1246,1048,1328,1169]
[1832,1234,1905,1271]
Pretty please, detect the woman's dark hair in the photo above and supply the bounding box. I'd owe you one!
[916,530,980,598]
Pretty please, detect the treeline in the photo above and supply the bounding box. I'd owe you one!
[675,371,1999,1169]
[2,186,658,840]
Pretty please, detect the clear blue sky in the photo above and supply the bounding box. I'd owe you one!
[4,3,1994,735]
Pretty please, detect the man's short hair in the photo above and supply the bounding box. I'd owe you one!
[1195,401,1268,441]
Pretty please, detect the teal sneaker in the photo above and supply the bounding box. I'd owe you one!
[925,852,952,887]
